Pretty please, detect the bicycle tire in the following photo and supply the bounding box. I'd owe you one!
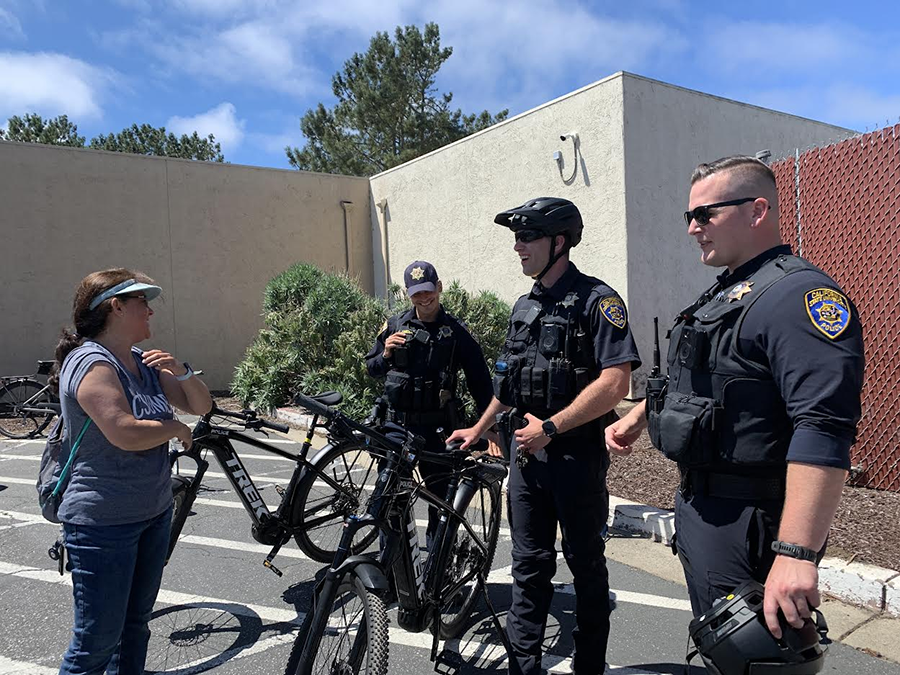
[435,476,503,638]
[0,379,56,439]
[166,475,193,564]
[290,440,380,563]
[285,574,388,675]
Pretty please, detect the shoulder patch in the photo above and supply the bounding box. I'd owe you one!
[805,288,851,340]
[379,320,388,334]
[599,296,627,329]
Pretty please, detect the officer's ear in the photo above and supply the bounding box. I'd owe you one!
[436,280,443,294]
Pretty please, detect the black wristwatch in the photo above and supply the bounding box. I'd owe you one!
[771,540,818,563]
[542,419,558,439]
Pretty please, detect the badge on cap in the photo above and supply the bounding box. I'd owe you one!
[410,266,425,281]
[805,288,851,339]
[726,281,754,302]
[600,296,627,329]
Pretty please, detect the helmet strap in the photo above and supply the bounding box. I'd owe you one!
[535,235,568,283]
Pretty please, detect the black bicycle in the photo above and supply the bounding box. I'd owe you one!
[167,392,382,571]
[0,360,59,439]
[284,392,509,675]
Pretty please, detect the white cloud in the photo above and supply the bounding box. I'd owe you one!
[0,52,117,120]
[167,102,246,151]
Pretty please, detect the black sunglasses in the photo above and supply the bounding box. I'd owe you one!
[514,229,547,243]
[683,197,759,227]
[119,294,149,305]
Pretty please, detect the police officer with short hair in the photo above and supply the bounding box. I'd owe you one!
[366,260,493,548]
[449,198,641,675]
[606,156,865,645]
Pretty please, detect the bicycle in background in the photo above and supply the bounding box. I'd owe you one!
[0,360,59,439]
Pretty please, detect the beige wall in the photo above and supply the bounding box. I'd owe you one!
[0,141,371,390]
[621,74,856,392]
[370,72,628,307]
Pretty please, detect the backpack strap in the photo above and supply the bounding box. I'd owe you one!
[47,417,92,502]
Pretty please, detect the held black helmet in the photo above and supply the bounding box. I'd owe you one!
[494,197,584,247]
[688,581,827,675]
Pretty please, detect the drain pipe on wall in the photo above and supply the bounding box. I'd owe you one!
[340,200,353,273]
[376,198,390,293]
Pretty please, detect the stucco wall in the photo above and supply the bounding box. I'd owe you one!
[621,74,856,392]
[369,73,628,312]
[0,141,371,390]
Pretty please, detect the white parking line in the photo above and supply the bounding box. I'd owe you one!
[0,655,57,675]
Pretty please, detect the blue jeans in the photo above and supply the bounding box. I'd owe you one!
[59,506,172,675]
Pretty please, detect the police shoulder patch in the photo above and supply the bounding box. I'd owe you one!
[599,296,627,329]
[379,320,388,335]
[805,288,851,340]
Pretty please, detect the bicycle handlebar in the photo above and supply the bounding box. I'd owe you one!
[292,392,335,421]
[207,405,290,434]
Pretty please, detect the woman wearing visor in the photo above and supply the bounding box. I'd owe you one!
[50,268,211,675]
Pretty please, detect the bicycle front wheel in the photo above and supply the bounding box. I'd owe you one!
[0,379,55,439]
[291,440,380,562]
[285,575,389,675]
[435,477,503,638]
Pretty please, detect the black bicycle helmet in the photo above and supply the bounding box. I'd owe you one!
[495,197,584,281]
[494,197,583,247]
[688,581,827,675]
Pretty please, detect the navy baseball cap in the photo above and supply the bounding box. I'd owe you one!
[404,261,439,296]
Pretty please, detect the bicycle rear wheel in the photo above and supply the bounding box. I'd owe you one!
[435,477,503,638]
[285,574,389,675]
[291,440,380,562]
[0,379,56,439]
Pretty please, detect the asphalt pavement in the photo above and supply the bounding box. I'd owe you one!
[2,420,899,675]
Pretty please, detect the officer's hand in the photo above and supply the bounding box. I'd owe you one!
[484,430,504,458]
[514,413,551,455]
[447,427,479,450]
[382,332,408,358]
[605,415,644,456]
[763,555,820,638]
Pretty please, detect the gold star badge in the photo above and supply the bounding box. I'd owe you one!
[726,281,754,302]
[410,266,425,280]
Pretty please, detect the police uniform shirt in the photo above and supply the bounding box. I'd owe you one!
[365,306,494,416]
[721,245,864,470]
[507,262,642,400]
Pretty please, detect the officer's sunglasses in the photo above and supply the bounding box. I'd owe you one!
[514,229,547,243]
[683,197,759,227]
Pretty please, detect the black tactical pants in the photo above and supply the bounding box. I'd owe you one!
[506,441,611,675]
[674,491,783,616]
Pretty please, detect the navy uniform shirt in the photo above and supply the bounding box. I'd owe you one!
[723,245,865,470]
[505,262,642,403]
[365,305,494,417]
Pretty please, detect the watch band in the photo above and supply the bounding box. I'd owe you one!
[542,419,558,439]
[175,363,194,381]
[771,540,818,563]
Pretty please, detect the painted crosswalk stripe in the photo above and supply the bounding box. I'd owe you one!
[0,655,58,675]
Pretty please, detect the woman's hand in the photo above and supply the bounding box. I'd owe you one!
[173,420,193,450]
[142,349,188,377]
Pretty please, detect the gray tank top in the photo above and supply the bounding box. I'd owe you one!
[57,341,174,525]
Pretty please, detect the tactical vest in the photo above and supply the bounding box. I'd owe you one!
[494,276,600,424]
[383,315,459,424]
[648,254,820,474]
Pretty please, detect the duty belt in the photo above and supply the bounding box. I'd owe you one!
[387,408,453,428]
[681,469,785,501]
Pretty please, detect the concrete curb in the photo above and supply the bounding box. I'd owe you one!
[275,406,900,618]
[606,493,900,617]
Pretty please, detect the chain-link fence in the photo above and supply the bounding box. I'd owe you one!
[773,125,900,492]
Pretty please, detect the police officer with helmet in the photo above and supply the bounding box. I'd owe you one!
[449,197,641,675]
[366,260,493,548]
[606,156,865,655]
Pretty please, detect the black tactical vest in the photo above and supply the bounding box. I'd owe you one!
[494,275,599,421]
[383,314,459,421]
[648,254,820,474]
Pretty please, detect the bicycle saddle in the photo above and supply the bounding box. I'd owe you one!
[309,391,342,406]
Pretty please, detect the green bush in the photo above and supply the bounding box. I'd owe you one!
[232,264,511,422]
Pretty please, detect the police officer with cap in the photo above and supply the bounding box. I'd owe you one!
[449,198,641,675]
[366,260,493,548]
[606,156,865,645]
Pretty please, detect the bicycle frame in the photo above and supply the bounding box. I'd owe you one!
[167,413,369,574]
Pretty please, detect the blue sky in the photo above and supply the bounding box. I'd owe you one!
[2,0,899,170]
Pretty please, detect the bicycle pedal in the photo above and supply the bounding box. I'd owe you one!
[274,485,285,497]
[263,559,283,577]
[434,648,462,674]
